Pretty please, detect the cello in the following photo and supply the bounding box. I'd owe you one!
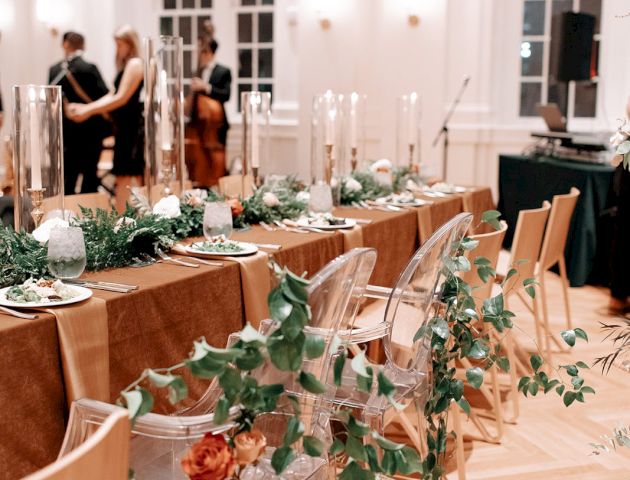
[184,89,227,188]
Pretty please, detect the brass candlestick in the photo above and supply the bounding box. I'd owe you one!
[325,144,334,185]
[350,147,358,172]
[161,148,174,197]
[27,187,46,229]
[408,143,415,169]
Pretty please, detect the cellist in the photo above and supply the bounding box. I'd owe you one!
[185,28,232,187]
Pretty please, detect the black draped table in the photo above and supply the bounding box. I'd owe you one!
[497,154,615,287]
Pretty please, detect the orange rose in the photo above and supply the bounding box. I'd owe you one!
[181,433,236,480]
[227,198,244,218]
[234,429,267,465]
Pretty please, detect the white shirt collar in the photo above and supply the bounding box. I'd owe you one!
[66,50,84,62]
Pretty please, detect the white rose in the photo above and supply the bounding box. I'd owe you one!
[344,177,362,193]
[263,192,280,208]
[152,195,181,218]
[113,216,136,233]
[405,179,420,191]
[369,158,392,173]
[32,218,70,243]
[296,191,310,203]
[610,132,625,147]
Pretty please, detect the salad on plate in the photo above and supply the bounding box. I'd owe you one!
[5,278,80,304]
[192,238,246,254]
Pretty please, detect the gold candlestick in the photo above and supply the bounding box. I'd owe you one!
[27,187,46,229]
[350,147,358,172]
[408,143,415,169]
[325,144,334,185]
[161,148,174,197]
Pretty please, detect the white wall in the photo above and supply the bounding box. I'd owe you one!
[2,0,629,200]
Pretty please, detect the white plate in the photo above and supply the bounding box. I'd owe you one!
[187,241,259,257]
[296,218,357,230]
[376,197,427,207]
[0,284,93,309]
[425,185,467,195]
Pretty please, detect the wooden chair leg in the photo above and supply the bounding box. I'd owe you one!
[451,403,466,480]
[503,332,520,423]
[558,256,573,331]
[537,273,564,360]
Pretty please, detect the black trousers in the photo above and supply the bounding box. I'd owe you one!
[610,164,630,299]
[64,142,103,194]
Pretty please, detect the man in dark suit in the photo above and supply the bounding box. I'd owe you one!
[190,37,232,146]
[49,32,109,194]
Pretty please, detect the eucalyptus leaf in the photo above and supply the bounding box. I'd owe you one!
[560,329,576,347]
[283,415,305,445]
[466,367,484,389]
[351,350,371,377]
[345,434,368,462]
[347,415,370,437]
[305,334,326,359]
[334,351,346,386]
[299,371,326,394]
[214,396,230,425]
[122,388,153,421]
[303,435,324,457]
[271,446,296,474]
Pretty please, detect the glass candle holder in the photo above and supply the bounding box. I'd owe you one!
[241,91,271,189]
[396,92,421,169]
[12,85,64,232]
[311,91,341,186]
[144,36,186,203]
[340,92,367,175]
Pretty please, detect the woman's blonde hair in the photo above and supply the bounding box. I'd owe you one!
[114,24,141,71]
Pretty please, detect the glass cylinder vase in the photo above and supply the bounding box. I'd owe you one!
[144,36,186,204]
[396,92,421,169]
[340,92,367,175]
[311,91,341,186]
[12,85,64,232]
[241,91,271,190]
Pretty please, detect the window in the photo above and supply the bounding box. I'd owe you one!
[519,0,601,118]
[236,0,274,111]
[158,0,214,96]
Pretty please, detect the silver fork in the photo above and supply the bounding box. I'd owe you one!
[282,219,333,234]
[260,221,276,232]
[273,220,310,234]
[156,249,199,268]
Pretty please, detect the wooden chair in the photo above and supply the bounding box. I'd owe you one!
[218,174,254,198]
[64,192,112,216]
[493,201,551,421]
[452,221,507,479]
[23,408,129,480]
[534,188,580,361]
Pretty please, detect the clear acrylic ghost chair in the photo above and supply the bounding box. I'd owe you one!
[182,248,378,417]
[333,213,474,454]
[60,249,375,480]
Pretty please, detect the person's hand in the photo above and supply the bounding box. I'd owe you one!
[191,77,210,94]
[66,103,91,123]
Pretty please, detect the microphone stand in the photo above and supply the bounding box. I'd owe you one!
[432,75,470,181]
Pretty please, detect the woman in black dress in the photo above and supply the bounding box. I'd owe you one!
[68,25,144,211]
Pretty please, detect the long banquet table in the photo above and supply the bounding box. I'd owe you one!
[0,187,493,479]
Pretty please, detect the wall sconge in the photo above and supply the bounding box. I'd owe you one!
[405,0,421,27]
[318,13,331,30]
[35,0,70,37]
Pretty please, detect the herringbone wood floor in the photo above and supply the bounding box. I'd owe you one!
[385,272,630,479]
[443,273,630,479]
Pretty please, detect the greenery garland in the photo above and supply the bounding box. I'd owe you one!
[339,171,392,205]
